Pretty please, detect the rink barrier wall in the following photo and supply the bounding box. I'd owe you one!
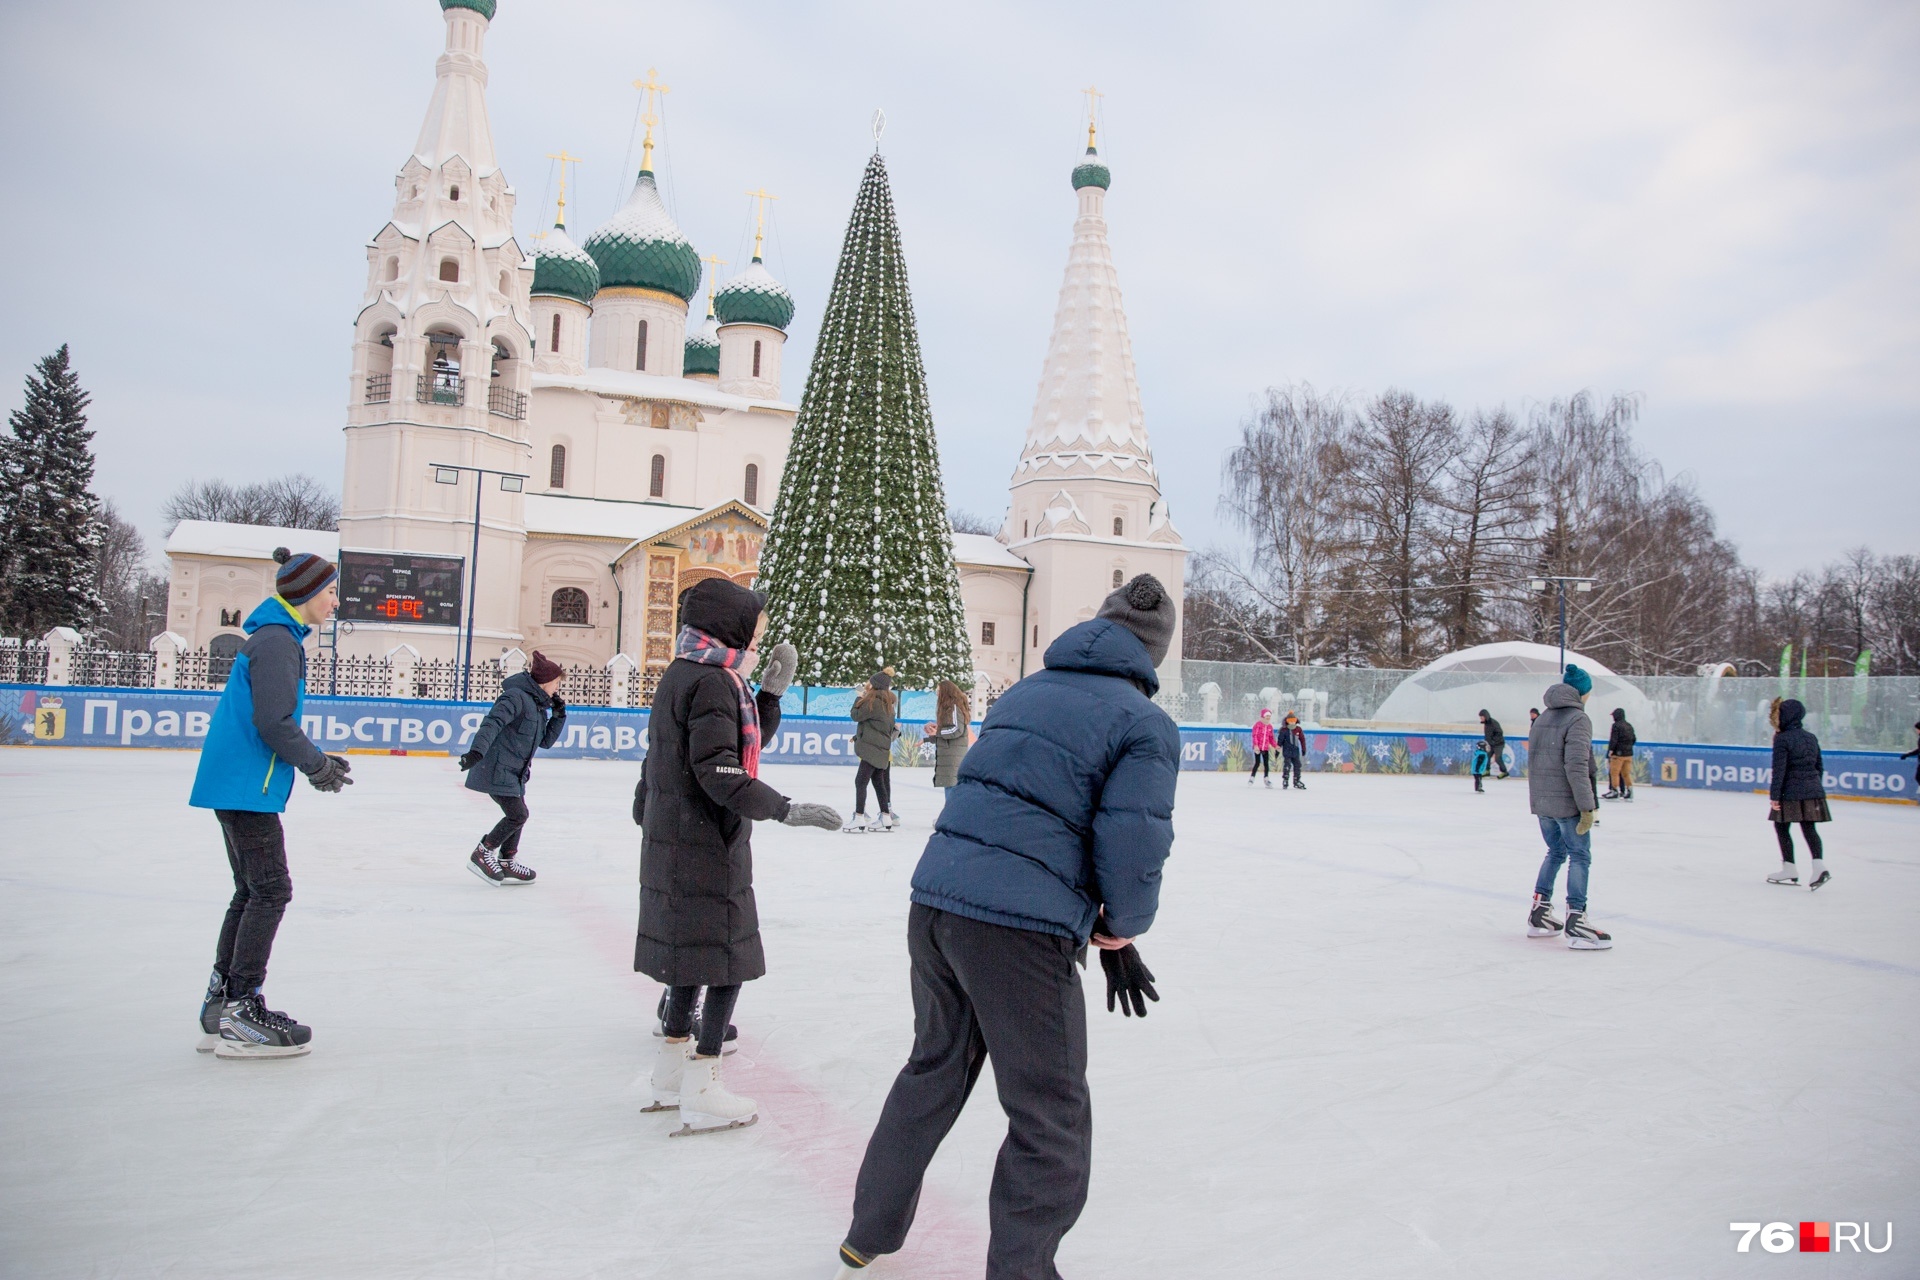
[4,685,1913,803]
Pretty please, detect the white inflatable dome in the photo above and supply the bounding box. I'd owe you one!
[1370,641,1653,732]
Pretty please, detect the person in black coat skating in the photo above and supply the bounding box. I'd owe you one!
[1767,697,1832,889]
[1602,707,1637,800]
[1477,710,1509,778]
[631,578,839,1134]
[460,651,567,885]
[1901,722,1920,802]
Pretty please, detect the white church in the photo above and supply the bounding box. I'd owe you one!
[164,0,1187,699]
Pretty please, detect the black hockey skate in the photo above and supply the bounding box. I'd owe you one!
[1527,893,1563,938]
[197,969,226,1053]
[469,842,508,886]
[216,992,312,1059]
[836,1242,880,1275]
[498,855,536,885]
[1600,789,1621,800]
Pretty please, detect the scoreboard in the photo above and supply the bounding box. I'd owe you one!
[337,552,465,627]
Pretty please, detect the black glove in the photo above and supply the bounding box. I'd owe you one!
[549,694,566,716]
[306,755,354,793]
[1099,944,1159,1017]
[457,750,482,771]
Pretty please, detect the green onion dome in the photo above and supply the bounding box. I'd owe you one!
[683,316,721,377]
[530,221,599,304]
[1071,145,1111,192]
[582,170,702,302]
[712,258,795,331]
[440,0,496,19]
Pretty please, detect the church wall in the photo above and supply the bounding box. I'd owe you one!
[956,564,1029,691]
[1019,536,1185,691]
[165,556,277,652]
[519,537,622,667]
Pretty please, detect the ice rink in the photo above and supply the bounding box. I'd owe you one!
[2,748,1915,1278]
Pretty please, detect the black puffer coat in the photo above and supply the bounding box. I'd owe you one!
[464,672,564,797]
[632,580,790,987]
[1768,699,1826,803]
[1607,708,1637,757]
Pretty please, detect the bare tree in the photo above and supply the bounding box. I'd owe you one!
[948,508,1000,536]
[162,473,340,533]
[1338,389,1457,666]
[1433,407,1535,650]
[89,502,170,649]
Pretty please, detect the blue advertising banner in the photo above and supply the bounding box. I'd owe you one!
[4,685,1911,802]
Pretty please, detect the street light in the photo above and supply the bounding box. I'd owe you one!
[1532,575,1596,675]
[431,462,531,701]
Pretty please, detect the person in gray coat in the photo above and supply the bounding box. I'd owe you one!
[459,651,567,885]
[924,679,972,792]
[849,669,900,831]
[1527,664,1610,949]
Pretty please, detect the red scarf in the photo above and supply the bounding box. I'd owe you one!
[676,625,760,777]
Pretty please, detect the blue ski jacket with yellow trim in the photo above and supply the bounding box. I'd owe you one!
[189,596,326,813]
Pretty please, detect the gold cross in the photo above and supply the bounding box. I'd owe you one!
[1081,84,1103,148]
[633,69,671,171]
[744,187,777,260]
[702,253,727,316]
[544,150,584,226]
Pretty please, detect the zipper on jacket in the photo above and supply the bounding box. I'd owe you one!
[261,757,278,794]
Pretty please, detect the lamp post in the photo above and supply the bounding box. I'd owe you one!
[432,463,528,701]
[1529,575,1595,674]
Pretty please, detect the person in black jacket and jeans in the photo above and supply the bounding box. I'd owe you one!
[1900,721,1920,802]
[632,579,840,1136]
[1602,708,1637,800]
[1477,710,1509,779]
[460,651,567,885]
[1766,697,1831,889]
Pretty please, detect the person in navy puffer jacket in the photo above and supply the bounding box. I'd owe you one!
[838,575,1181,1280]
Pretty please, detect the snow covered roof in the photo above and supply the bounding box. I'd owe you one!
[524,494,706,543]
[165,521,340,562]
[531,368,796,415]
[952,534,1029,570]
[1371,641,1652,730]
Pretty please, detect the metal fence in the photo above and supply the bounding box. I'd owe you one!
[0,639,48,685]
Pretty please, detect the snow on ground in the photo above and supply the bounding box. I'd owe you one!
[1,750,1915,1278]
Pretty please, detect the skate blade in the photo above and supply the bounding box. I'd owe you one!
[496,878,535,886]
[468,861,509,886]
[640,1099,680,1113]
[670,1113,757,1138]
[1766,878,1800,886]
[1567,937,1613,951]
[1526,926,1563,938]
[1809,874,1831,890]
[196,1032,219,1053]
[214,1040,311,1060]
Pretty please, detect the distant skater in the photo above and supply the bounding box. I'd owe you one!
[1476,709,1510,778]
[848,669,900,831]
[1249,708,1277,786]
[1526,664,1610,950]
[1602,708,1637,801]
[1901,721,1920,803]
[189,548,353,1059]
[1279,710,1307,789]
[1766,697,1832,889]
[1471,739,1492,793]
[459,651,566,885]
[925,679,973,803]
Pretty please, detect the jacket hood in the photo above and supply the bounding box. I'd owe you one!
[1611,707,1627,722]
[243,595,310,641]
[679,578,764,650]
[1776,698,1806,731]
[504,670,552,706]
[1043,618,1160,695]
[1542,682,1584,710]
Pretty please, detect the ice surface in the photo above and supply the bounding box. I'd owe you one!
[1,751,1915,1278]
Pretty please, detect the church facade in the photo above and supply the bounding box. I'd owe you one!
[163,0,1184,698]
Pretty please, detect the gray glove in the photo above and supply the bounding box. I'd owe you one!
[758,642,799,698]
[781,801,842,830]
[307,755,354,793]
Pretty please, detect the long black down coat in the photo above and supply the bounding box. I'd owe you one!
[632,657,789,988]
[1769,698,1826,803]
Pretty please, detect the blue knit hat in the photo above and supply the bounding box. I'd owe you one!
[1563,663,1593,696]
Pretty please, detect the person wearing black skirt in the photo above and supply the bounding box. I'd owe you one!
[1766,697,1832,890]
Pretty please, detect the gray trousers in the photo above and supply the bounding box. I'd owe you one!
[847,904,1092,1280]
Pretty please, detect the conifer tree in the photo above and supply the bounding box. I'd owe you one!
[0,345,106,635]
[758,154,972,689]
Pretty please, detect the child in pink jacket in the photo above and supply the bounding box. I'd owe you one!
[1250,709,1279,787]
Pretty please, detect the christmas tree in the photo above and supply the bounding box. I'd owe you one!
[0,345,106,636]
[758,153,972,689]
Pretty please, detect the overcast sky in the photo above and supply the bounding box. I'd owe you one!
[1,0,1914,578]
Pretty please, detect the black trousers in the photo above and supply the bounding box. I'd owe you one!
[1249,750,1270,778]
[213,811,292,994]
[1281,752,1302,786]
[855,761,893,814]
[848,904,1091,1280]
[1774,821,1824,861]
[663,983,741,1057]
[482,794,530,856]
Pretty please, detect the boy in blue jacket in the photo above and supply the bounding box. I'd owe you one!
[836,575,1181,1280]
[188,549,353,1058]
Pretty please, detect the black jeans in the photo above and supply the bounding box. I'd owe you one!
[848,904,1091,1280]
[855,761,892,814]
[1774,821,1824,861]
[483,794,530,856]
[663,983,741,1057]
[1249,750,1270,778]
[213,811,293,994]
[1281,752,1302,786]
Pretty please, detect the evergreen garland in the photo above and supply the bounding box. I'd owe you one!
[0,345,106,635]
[758,154,973,689]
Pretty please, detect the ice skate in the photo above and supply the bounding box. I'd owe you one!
[1766,862,1799,885]
[1292,780,1305,790]
[670,1053,757,1137]
[1264,777,1273,789]
[215,992,312,1059]
[642,1036,687,1112]
[1527,893,1563,938]
[498,855,536,885]
[1622,789,1633,801]
[197,968,226,1053]
[843,813,870,833]
[1600,788,1620,800]
[1564,910,1612,950]
[469,842,508,885]
[835,1241,881,1275]
[1808,860,1831,890]
[878,811,898,831]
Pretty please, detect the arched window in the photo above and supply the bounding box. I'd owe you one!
[383,256,399,281]
[498,270,510,294]
[549,588,589,626]
[550,313,561,352]
[743,463,759,506]
[636,320,649,371]
[1022,520,1030,539]
[1113,516,1124,537]
[1112,569,1124,588]
[752,339,762,378]
[438,258,459,283]
[649,453,666,498]
[448,184,462,202]
[549,444,566,489]
[208,632,244,685]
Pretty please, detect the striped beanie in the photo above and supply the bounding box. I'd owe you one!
[272,547,338,606]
